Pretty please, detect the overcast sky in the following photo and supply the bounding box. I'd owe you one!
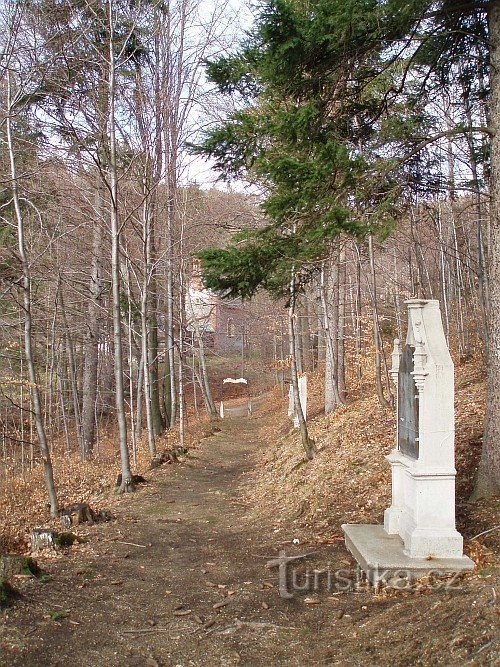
[183,0,256,192]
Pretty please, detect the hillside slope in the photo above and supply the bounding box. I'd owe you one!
[247,360,492,550]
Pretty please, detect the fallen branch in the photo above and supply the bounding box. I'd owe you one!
[469,525,500,541]
[265,552,316,569]
[24,627,40,638]
[217,618,298,635]
[469,637,499,658]
[115,541,148,548]
[119,628,169,634]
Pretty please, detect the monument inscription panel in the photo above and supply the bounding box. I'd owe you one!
[398,344,419,459]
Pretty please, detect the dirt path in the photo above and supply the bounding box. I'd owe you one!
[1,412,498,666]
[1,413,336,666]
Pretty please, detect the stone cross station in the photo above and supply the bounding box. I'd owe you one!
[343,299,474,583]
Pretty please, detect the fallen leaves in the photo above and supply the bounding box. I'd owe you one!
[0,417,204,554]
[212,600,230,610]
[303,597,320,605]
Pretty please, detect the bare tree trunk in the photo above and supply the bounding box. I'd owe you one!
[367,235,392,409]
[108,0,133,493]
[124,260,138,467]
[165,226,177,427]
[81,183,103,459]
[7,71,59,517]
[162,351,172,425]
[178,261,186,449]
[289,273,316,460]
[474,1,500,498]
[280,318,286,393]
[57,360,71,454]
[140,177,156,457]
[132,38,165,440]
[338,243,346,401]
[59,288,83,453]
[46,290,57,439]
[273,334,281,388]
[294,305,304,375]
[299,300,311,372]
[410,206,432,298]
[355,245,363,380]
[392,246,403,341]
[436,203,450,342]
[148,309,164,434]
[320,258,343,414]
[134,354,144,443]
[464,101,489,347]
[191,333,199,418]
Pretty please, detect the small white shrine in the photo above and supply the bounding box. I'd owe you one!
[219,377,251,418]
[343,299,474,582]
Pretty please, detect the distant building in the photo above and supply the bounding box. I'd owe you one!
[186,261,248,352]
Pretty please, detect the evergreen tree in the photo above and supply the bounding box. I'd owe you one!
[195,0,500,495]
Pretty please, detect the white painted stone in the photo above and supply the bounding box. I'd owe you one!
[291,375,307,428]
[299,375,307,424]
[287,385,294,418]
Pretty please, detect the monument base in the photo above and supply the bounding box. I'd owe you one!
[342,524,474,585]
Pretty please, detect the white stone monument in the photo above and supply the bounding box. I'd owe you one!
[343,299,474,582]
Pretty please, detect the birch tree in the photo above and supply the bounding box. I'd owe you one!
[4,18,59,515]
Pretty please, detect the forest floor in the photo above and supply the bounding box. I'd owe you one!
[1,394,499,666]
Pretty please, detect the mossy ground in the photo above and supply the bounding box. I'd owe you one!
[0,555,40,579]
[0,579,19,607]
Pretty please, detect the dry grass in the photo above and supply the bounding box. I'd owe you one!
[247,352,497,561]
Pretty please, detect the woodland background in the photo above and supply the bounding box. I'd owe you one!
[0,0,498,552]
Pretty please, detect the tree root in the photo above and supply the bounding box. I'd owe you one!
[116,479,136,494]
